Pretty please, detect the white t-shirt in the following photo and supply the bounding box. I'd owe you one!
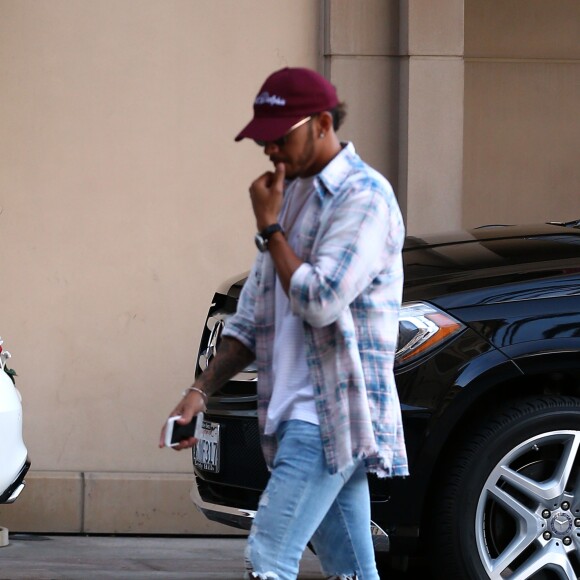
[264,176,319,436]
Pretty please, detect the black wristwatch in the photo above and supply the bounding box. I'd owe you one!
[255,223,284,252]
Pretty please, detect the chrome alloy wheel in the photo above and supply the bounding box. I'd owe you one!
[476,430,580,579]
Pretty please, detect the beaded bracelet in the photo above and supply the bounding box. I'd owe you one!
[182,386,208,403]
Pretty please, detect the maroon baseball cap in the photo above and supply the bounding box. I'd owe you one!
[235,67,339,142]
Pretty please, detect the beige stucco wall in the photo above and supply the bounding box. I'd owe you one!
[0,0,323,533]
[463,0,580,226]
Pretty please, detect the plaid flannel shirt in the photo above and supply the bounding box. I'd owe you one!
[223,143,408,477]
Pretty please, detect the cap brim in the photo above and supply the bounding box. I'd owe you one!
[234,115,304,142]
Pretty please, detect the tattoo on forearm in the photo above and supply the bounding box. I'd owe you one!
[195,337,255,396]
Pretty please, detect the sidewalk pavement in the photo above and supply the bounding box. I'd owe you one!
[0,534,325,579]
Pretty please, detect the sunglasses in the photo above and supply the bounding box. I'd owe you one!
[254,116,312,148]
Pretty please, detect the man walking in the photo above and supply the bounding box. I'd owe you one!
[161,67,408,579]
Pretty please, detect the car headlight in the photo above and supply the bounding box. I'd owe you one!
[395,302,465,367]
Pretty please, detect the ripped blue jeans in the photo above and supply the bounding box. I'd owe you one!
[244,420,380,580]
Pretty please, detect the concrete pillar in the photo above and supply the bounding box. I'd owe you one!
[323,0,401,189]
[398,0,465,235]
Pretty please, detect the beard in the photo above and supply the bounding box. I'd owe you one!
[284,123,317,179]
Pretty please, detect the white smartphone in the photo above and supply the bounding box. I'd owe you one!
[164,412,204,448]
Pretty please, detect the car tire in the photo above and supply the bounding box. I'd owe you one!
[428,395,580,579]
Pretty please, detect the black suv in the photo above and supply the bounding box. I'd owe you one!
[190,220,580,579]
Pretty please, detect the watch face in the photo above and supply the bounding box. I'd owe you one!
[254,233,268,252]
[254,223,282,252]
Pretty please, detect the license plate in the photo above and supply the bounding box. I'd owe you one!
[193,420,221,473]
